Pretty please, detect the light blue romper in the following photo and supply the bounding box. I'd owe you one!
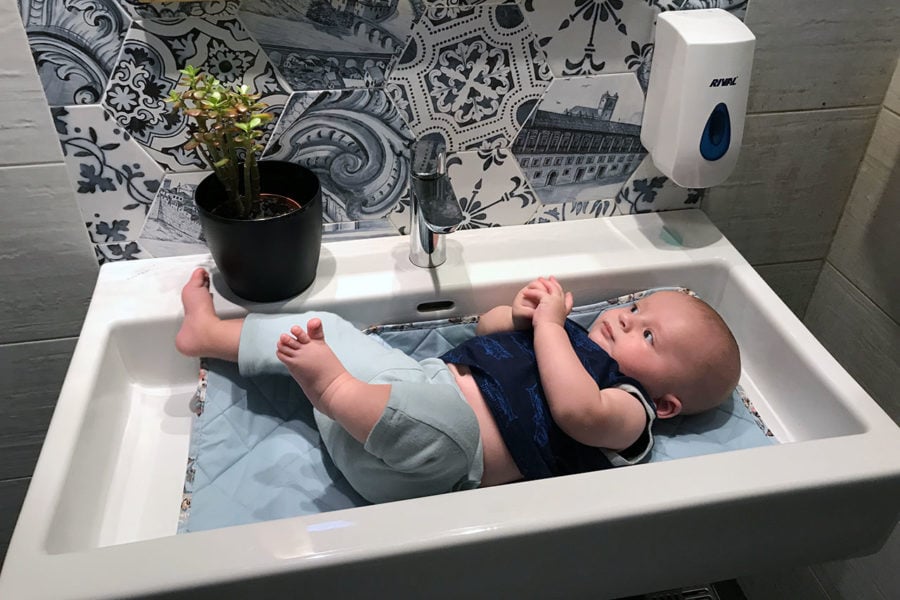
[238,312,484,504]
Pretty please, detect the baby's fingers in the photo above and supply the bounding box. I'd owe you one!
[547,276,566,293]
[532,276,557,295]
[521,288,548,303]
[536,276,565,300]
[527,279,550,293]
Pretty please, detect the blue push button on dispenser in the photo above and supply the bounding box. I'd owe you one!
[700,102,731,161]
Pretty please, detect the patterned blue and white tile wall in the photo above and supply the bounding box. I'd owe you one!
[18,0,749,263]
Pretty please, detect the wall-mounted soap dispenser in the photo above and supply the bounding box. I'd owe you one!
[640,9,755,188]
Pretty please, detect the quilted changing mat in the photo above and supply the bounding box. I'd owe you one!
[178,288,775,534]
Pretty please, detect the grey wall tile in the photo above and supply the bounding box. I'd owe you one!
[0,2,98,343]
[0,1,69,166]
[0,338,77,480]
[840,523,900,600]
[739,566,830,600]
[0,163,97,344]
[886,57,900,115]
[702,107,878,264]
[804,264,900,423]
[0,478,29,571]
[828,107,900,323]
[753,260,822,319]
[812,524,900,600]
[745,0,900,113]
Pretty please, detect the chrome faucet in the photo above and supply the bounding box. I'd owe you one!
[408,139,464,268]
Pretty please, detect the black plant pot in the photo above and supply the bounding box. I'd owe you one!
[195,160,322,302]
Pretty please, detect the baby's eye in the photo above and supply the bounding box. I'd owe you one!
[630,304,638,313]
[643,329,654,345]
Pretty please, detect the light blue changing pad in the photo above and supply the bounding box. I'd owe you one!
[178,288,774,534]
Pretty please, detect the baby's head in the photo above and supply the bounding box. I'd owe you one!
[588,290,740,418]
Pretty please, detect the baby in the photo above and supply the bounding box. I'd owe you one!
[176,269,740,503]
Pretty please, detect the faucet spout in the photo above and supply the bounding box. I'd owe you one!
[408,139,464,268]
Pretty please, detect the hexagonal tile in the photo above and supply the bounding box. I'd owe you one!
[388,148,540,233]
[512,73,647,206]
[522,0,657,77]
[240,0,419,90]
[422,0,516,6]
[138,172,210,258]
[95,240,151,264]
[527,198,616,224]
[612,155,705,215]
[386,3,552,152]
[104,15,290,171]
[19,0,131,105]
[116,0,239,21]
[660,1,749,22]
[264,89,414,222]
[321,219,400,243]
[652,0,683,9]
[51,105,164,244]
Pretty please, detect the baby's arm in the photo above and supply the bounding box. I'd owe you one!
[531,278,646,450]
[476,305,518,336]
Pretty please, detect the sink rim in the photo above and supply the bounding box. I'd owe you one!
[3,210,899,600]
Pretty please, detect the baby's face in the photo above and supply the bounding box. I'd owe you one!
[588,291,699,400]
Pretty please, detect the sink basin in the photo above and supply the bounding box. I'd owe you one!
[2,209,898,599]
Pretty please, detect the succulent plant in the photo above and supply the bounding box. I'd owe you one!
[166,65,274,219]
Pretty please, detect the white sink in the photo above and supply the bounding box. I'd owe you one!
[2,209,899,599]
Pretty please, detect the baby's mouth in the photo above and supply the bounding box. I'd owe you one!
[602,320,614,341]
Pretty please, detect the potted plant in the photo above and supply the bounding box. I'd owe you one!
[166,65,322,302]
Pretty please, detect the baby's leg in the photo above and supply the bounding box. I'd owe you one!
[175,268,243,361]
[276,319,390,444]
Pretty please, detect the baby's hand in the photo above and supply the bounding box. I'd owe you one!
[511,278,547,329]
[529,277,573,328]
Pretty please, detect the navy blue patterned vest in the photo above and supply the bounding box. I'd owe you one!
[441,319,654,479]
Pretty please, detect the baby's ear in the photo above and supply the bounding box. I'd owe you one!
[654,393,683,419]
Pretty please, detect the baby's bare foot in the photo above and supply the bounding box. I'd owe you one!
[175,268,218,356]
[276,319,355,416]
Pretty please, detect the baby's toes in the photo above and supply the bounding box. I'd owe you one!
[306,318,325,341]
[290,325,310,344]
[278,333,300,350]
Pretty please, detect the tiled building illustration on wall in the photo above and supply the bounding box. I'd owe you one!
[515,74,647,206]
[243,0,418,90]
[17,0,749,263]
